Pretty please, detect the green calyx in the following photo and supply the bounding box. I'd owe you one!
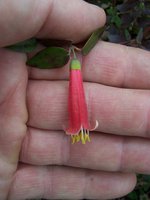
[70,59,81,70]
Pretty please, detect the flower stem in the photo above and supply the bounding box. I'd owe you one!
[71,46,77,59]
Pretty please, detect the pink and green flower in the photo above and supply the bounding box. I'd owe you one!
[65,58,98,144]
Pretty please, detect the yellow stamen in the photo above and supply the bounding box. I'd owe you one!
[76,134,80,142]
[71,135,76,144]
[81,128,85,144]
[71,129,91,144]
[85,130,90,142]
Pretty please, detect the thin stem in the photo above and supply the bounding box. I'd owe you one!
[71,46,77,59]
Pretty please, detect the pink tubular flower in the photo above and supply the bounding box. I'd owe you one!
[65,58,98,144]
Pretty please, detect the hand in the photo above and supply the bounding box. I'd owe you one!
[1,0,149,199]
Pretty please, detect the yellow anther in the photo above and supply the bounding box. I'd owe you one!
[80,130,85,144]
[71,129,91,144]
[71,135,76,144]
[85,133,90,142]
[81,137,86,144]
[76,134,80,142]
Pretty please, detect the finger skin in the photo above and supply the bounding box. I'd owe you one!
[27,80,150,137]
[29,41,150,89]
[8,164,136,200]
[0,49,28,199]
[0,0,50,46]
[0,0,106,46]
[0,1,105,198]
[20,128,150,174]
[83,41,150,89]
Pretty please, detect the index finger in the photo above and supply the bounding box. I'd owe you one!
[0,0,106,46]
[27,80,150,138]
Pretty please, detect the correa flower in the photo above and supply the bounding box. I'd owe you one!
[65,58,98,144]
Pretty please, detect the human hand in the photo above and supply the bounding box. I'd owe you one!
[1,0,149,200]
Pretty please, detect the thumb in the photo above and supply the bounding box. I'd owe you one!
[0,0,106,47]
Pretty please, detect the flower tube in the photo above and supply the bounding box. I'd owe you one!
[66,58,98,144]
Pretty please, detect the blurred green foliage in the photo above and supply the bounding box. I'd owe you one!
[85,0,150,50]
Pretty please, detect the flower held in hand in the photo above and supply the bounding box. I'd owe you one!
[66,58,98,144]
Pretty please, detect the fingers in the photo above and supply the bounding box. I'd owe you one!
[8,164,136,200]
[29,42,150,89]
[83,42,150,89]
[20,128,150,174]
[0,49,28,199]
[37,0,106,41]
[27,80,150,138]
[0,0,106,47]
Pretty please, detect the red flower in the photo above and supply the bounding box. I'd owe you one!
[65,58,98,144]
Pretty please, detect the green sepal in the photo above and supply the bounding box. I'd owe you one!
[70,59,81,70]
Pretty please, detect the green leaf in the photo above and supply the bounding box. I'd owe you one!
[82,27,105,56]
[7,38,37,53]
[142,175,150,182]
[107,6,117,16]
[127,191,138,200]
[136,28,144,44]
[26,47,69,69]
[111,15,122,28]
[124,29,131,41]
